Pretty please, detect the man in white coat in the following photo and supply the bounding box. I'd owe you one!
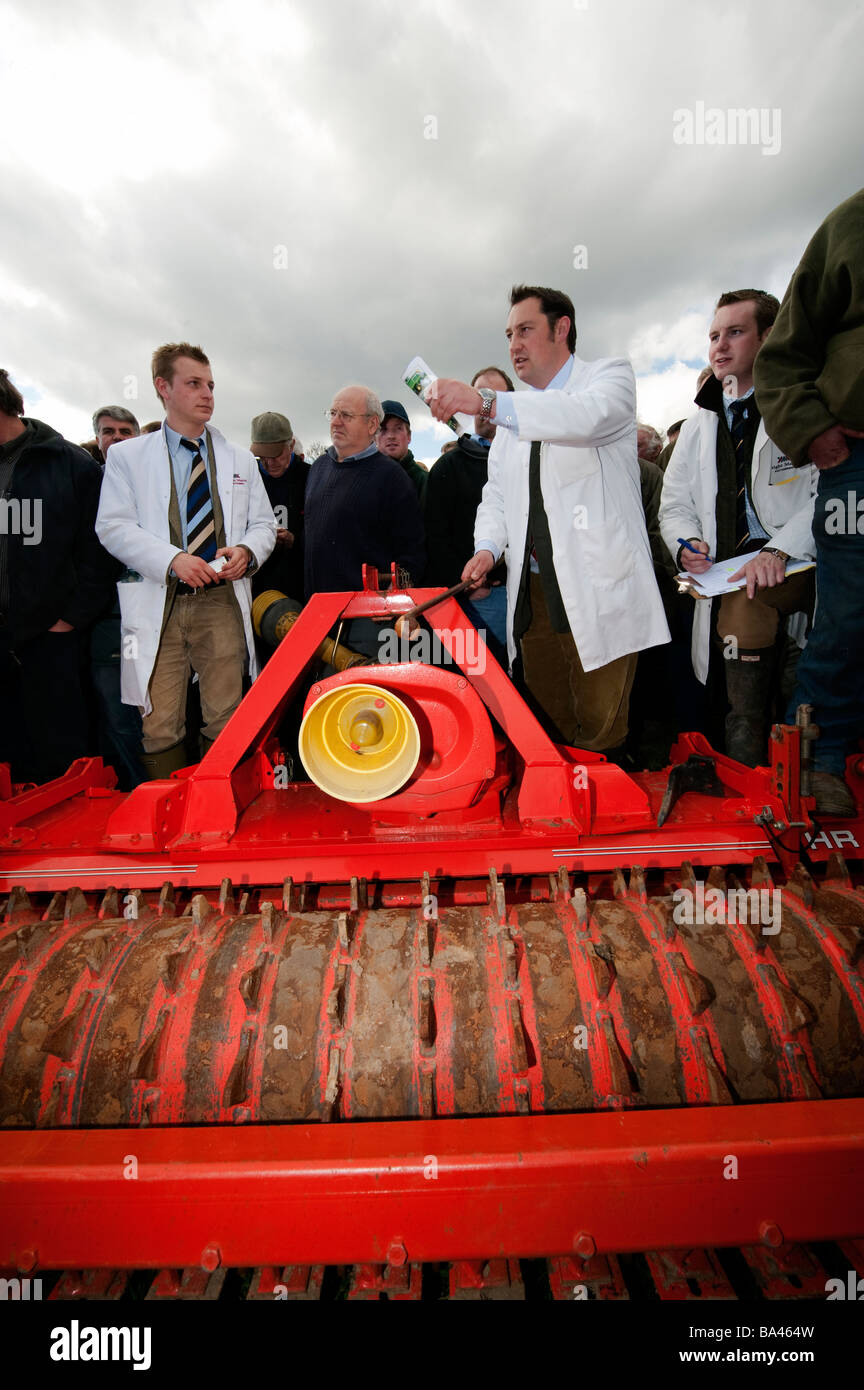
[658,291,817,765]
[431,284,669,756]
[96,343,277,779]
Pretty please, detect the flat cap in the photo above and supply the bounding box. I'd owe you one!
[251,411,293,457]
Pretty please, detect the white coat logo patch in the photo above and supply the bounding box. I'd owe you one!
[768,454,797,484]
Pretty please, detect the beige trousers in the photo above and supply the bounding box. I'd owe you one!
[716,569,814,648]
[142,586,247,753]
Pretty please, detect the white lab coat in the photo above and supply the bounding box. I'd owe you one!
[96,424,277,713]
[475,354,670,671]
[659,409,817,683]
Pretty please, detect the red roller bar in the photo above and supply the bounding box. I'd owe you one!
[1,1101,862,1272]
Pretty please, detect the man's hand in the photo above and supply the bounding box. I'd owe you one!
[214,546,249,581]
[49,619,74,633]
[172,553,217,588]
[275,528,294,548]
[729,551,787,600]
[462,550,496,588]
[808,424,864,471]
[680,540,712,574]
[428,379,483,423]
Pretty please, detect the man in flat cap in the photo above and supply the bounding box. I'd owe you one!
[250,411,310,603]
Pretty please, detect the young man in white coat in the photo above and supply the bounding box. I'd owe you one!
[658,291,817,766]
[431,284,669,757]
[96,343,277,779]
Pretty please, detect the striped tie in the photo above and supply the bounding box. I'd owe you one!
[729,399,751,553]
[180,436,217,562]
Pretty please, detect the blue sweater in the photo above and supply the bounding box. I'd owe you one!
[304,447,426,596]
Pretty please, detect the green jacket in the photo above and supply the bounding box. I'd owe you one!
[655,437,678,473]
[639,456,676,579]
[398,449,428,503]
[755,187,864,465]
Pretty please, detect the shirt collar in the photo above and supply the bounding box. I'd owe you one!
[534,355,576,392]
[165,422,206,453]
[330,441,379,463]
[722,385,755,425]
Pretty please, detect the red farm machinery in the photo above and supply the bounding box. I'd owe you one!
[1,569,863,1302]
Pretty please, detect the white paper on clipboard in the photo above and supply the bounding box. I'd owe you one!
[677,549,815,598]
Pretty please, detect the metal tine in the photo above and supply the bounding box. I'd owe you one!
[219,878,235,916]
[825,851,851,886]
[158,882,176,917]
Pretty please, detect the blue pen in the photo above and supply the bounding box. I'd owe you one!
[677,537,714,564]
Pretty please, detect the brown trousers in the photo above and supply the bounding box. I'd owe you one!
[520,573,637,751]
[716,569,814,649]
[142,586,247,753]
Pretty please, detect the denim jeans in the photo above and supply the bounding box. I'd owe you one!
[91,659,146,790]
[460,586,508,667]
[788,441,864,775]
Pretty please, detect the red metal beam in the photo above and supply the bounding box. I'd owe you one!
[0,758,115,833]
[2,1101,862,1271]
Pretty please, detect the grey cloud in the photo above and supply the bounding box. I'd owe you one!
[1,0,862,447]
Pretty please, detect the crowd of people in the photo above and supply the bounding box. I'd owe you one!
[1,188,861,816]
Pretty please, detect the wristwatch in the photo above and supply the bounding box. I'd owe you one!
[476,388,496,420]
[760,547,788,561]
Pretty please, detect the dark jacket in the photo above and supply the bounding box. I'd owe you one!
[0,418,117,644]
[397,448,429,503]
[639,456,676,580]
[755,187,864,464]
[304,446,425,595]
[424,434,505,587]
[655,437,678,473]
[251,455,311,603]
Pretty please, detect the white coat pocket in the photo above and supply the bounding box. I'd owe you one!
[579,519,637,614]
[117,578,150,633]
[116,579,160,711]
[550,446,600,488]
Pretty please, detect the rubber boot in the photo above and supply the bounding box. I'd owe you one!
[811,771,857,817]
[138,740,187,782]
[723,647,777,766]
[199,734,216,760]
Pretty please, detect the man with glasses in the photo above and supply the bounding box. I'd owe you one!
[304,385,425,656]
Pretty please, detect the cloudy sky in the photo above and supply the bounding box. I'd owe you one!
[2,0,862,463]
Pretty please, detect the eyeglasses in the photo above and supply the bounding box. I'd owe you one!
[325,408,374,422]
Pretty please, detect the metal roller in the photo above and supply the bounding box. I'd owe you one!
[2,860,862,1129]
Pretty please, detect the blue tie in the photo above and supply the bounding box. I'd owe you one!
[180,436,217,562]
